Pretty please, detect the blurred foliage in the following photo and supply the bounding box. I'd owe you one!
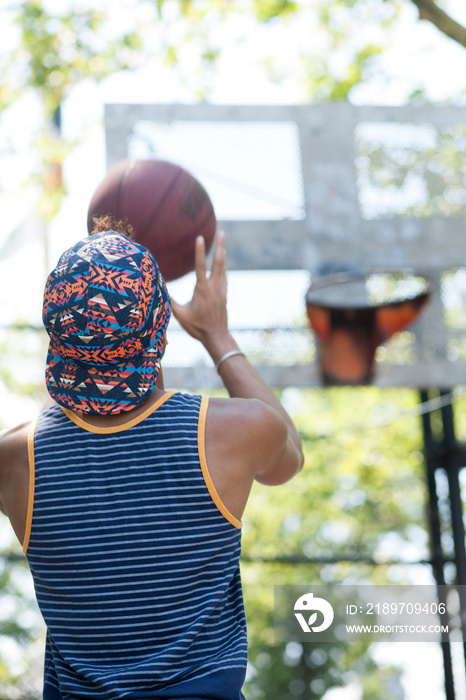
[0,325,46,697]
[152,0,403,100]
[150,0,466,100]
[355,123,466,219]
[253,0,298,22]
[1,0,146,222]
[0,327,45,401]
[4,0,462,121]
[0,548,44,700]
[243,387,426,563]
[1,1,144,117]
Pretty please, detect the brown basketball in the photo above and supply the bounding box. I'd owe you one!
[87,159,217,281]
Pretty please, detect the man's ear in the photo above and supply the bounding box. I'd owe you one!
[156,366,164,390]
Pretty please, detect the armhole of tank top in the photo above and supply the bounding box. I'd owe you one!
[198,396,242,530]
[23,414,39,555]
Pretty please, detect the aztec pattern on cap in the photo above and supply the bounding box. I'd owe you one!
[43,232,171,415]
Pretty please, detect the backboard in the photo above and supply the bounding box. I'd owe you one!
[104,103,466,388]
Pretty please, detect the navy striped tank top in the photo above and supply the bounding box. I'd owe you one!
[24,391,247,700]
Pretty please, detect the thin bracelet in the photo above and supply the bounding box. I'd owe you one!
[215,350,245,373]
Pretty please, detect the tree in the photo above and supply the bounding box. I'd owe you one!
[153,1,466,50]
[409,0,466,48]
[150,1,466,100]
[0,0,150,276]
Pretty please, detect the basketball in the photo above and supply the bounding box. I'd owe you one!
[87,159,217,281]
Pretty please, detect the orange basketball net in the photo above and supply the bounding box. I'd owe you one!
[306,274,431,385]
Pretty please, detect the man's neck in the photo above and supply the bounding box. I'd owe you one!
[62,387,167,429]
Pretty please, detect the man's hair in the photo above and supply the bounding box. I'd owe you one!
[89,214,135,240]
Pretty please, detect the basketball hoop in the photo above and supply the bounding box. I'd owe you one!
[306,272,431,385]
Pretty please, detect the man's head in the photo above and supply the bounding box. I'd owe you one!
[43,230,171,415]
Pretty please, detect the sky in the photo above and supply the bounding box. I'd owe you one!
[1,2,466,697]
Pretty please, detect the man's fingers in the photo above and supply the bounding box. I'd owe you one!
[194,236,207,283]
[210,231,226,281]
[169,296,184,320]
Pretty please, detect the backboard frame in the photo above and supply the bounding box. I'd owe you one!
[104,103,466,389]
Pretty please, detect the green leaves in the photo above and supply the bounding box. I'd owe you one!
[0,548,44,698]
[253,0,298,22]
[0,1,149,231]
[4,1,145,117]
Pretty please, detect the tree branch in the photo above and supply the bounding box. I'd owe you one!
[409,0,466,48]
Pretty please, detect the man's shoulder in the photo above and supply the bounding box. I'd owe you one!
[207,395,267,416]
[207,396,285,436]
[0,420,31,496]
[0,421,31,458]
[204,396,290,487]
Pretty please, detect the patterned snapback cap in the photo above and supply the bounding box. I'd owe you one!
[43,232,171,415]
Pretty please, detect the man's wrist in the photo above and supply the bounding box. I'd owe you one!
[202,332,239,366]
[215,350,246,373]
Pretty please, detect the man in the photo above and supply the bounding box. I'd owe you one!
[0,222,303,699]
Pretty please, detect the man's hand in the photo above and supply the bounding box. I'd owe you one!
[170,232,237,365]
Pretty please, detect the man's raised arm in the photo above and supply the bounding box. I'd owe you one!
[170,232,304,485]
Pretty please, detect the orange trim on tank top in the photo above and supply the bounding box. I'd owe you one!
[23,414,39,555]
[61,391,176,434]
[197,396,242,530]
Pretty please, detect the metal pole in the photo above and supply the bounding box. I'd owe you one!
[440,397,466,585]
[439,394,466,676]
[420,390,456,700]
